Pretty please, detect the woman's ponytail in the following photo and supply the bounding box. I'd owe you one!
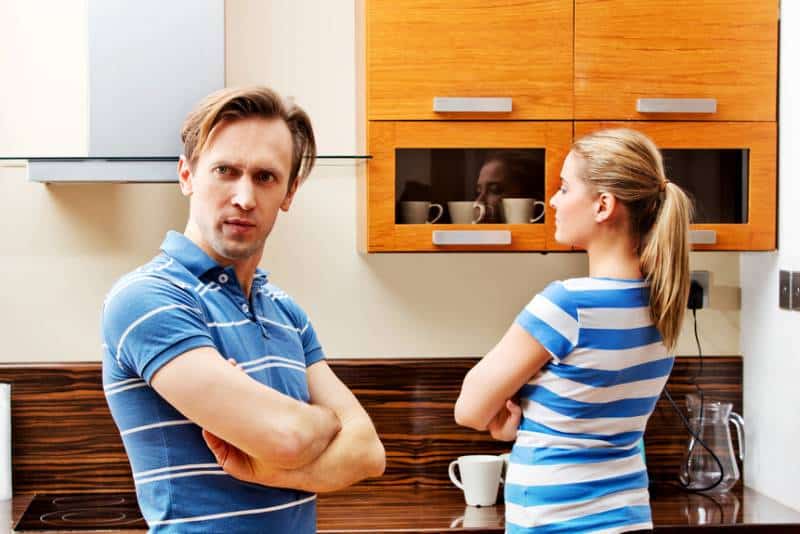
[572,129,694,351]
[640,182,693,350]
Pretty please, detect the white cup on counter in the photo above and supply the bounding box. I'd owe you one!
[448,454,503,507]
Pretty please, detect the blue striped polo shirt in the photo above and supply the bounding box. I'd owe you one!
[505,278,673,534]
[101,231,324,533]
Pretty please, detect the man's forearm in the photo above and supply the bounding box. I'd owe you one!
[268,403,342,469]
[257,415,385,493]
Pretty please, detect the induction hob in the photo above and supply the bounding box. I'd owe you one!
[14,492,146,531]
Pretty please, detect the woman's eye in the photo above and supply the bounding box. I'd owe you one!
[560,186,567,193]
[215,166,230,175]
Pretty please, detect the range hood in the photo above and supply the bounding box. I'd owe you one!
[26,0,224,183]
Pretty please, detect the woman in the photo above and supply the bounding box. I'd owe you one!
[455,129,693,533]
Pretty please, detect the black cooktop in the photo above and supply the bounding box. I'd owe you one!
[14,492,146,531]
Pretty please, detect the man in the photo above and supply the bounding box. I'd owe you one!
[474,151,544,223]
[101,86,385,533]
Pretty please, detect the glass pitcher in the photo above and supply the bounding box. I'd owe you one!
[680,393,745,492]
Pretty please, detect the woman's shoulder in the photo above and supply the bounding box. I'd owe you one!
[559,277,648,292]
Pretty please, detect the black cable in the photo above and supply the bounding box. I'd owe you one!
[662,302,726,493]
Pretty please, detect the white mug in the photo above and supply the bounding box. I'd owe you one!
[502,197,545,224]
[448,201,486,224]
[448,454,503,507]
[399,201,443,224]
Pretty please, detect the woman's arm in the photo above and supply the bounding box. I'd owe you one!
[454,323,552,431]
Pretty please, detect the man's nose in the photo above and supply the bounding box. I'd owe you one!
[232,177,256,210]
[549,192,558,209]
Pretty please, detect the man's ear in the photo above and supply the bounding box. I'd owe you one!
[280,178,300,212]
[594,191,617,223]
[177,156,193,197]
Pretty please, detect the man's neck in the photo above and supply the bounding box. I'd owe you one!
[183,225,261,300]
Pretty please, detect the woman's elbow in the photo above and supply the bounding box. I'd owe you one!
[454,395,487,431]
[368,439,387,477]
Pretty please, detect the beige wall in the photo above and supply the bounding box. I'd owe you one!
[0,0,740,362]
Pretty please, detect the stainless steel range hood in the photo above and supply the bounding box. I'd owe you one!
[26,0,224,183]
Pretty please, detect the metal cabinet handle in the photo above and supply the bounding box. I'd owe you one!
[690,230,718,245]
[432,230,511,246]
[433,97,512,113]
[636,98,717,114]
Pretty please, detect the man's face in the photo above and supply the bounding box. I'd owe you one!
[178,117,297,266]
[475,159,524,223]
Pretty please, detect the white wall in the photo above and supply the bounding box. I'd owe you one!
[740,1,800,511]
[1,0,740,362]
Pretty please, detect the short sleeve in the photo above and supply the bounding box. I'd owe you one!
[102,275,216,382]
[277,294,326,367]
[515,281,579,363]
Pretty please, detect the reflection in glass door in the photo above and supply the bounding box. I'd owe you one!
[395,148,546,225]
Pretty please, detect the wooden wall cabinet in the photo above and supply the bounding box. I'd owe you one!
[366,121,572,252]
[367,0,574,120]
[364,0,778,252]
[575,122,777,251]
[575,0,778,121]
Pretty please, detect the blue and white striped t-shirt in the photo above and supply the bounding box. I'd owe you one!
[101,231,324,533]
[506,277,673,534]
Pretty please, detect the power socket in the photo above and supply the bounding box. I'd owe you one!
[689,270,710,309]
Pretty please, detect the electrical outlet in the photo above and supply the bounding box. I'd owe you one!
[780,270,791,310]
[690,270,710,309]
[792,272,800,310]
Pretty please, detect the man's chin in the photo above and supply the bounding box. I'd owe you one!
[212,239,263,262]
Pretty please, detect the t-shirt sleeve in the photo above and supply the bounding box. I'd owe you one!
[101,275,216,383]
[281,297,326,367]
[515,281,579,363]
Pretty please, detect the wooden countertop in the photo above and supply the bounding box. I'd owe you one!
[4,485,800,533]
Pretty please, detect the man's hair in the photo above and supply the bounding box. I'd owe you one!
[181,86,316,187]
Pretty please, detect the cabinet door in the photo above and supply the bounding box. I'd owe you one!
[575,0,778,121]
[367,0,573,120]
[366,122,572,252]
[574,122,776,250]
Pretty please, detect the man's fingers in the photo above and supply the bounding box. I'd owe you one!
[202,429,229,465]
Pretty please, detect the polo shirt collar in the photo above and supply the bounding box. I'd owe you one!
[160,231,271,283]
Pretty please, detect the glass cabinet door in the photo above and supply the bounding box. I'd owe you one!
[366,122,572,252]
[574,122,776,250]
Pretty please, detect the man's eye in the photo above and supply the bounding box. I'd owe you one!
[257,172,275,183]
[560,186,567,193]
[215,166,230,175]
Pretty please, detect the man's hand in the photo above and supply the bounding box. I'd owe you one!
[202,428,271,485]
[486,399,522,441]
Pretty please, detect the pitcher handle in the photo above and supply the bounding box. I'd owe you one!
[729,411,745,462]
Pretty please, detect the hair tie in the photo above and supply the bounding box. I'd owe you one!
[659,179,670,192]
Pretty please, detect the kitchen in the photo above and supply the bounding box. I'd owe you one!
[0,0,798,532]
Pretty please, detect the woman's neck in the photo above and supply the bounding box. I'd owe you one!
[586,233,643,280]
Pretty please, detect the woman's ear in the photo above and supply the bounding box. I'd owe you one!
[594,192,617,223]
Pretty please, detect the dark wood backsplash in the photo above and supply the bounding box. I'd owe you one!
[0,357,741,494]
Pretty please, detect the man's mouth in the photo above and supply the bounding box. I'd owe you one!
[224,218,256,228]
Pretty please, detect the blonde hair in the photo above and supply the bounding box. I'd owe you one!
[181,86,316,187]
[572,129,693,350]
